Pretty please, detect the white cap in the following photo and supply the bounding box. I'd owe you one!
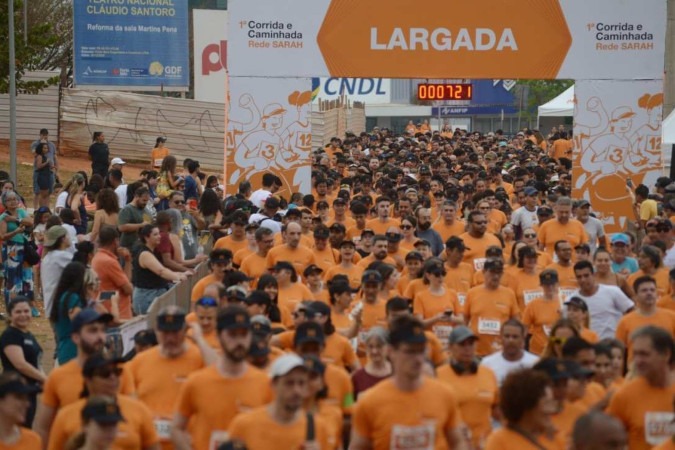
[269,353,307,378]
[111,157,126,165]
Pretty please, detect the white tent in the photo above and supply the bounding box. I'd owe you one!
[538,85,574,119]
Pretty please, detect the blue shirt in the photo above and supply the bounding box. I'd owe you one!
[184,175,199,200]
[612,257,639,274]
[54,292,85,365]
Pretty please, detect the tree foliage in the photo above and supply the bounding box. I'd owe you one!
[0,0,71,94]
[515,79,574,124]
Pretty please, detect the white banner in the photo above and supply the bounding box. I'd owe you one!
[226,77,313,195]
[573,79,664,233]
[227,0,665,80]
[193,10,228,103]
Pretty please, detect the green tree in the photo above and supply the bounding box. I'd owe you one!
[515,79,574,125]
[0,0,66,94]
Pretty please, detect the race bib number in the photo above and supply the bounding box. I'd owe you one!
[153,158,163,167]
[457,293,467,306]
[478,318,501,336]
[432,325,453,343]
[523,290,543,306]
[390,422,435,450]
[209,431,230,450]
[473,258,487,272]
[645,412,675,445]
[153,419,171,440]
[558,288,577,305]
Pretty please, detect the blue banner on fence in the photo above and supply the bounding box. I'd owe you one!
[74,0,189,88]
[432,105,518,116]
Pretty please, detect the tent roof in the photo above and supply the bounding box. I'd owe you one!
[538,85,574,118]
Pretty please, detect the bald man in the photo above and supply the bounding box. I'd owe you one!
[571,412,627,450]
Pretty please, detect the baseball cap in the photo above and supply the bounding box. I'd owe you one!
[610,233,630,245]
[44,225,67,247]
[575,199,591,209]
[362,270,383,284]
[338,239,355,248]
[565,360,595,379]
[249,337,270,358]
[385,231,403,243]
[269,353,308,378]
[448,326,477,344]
[329,223,346,233]
[273,261,296,273]
[302,355,326,376]
[82,352,125,378]
[539,269,559,285]
[533,358,571,381]
[564,296,588,312]
[611,106,636,122]
[226,286,247,303]
[156,310,186,332]
[333,198,346,206]
[361,229,375,237]
[445,236,469,251]
[72,308,113,333]
[303,264,323,277]
[313,227,330,239]
[483,259,504,273]
[110,157,126,165]
[82,397,126,424]
[523,186,538,196]
[250,315,272,336]
[309,301,331,318]
[0,377,41,396]
[405,251,424,261]
[293,322,325,346]
[227,271,253,284]
[217,306,251,332]
[574,243,591,253]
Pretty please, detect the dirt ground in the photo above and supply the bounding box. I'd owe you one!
[0,140,147,372]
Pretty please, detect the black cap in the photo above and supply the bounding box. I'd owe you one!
[303,355,326,376]
[329,223,346,232]
[251,315,272,336]
[82,397,125,424]
[309,301,331,317]
[574,243,591,253]
[385,231,403,243]
[565,360,595,379]
[362,270,383,284]
[303,264,323,277]
[156,311,186,331]
[227,271,253,284]
[483,259,504,273]
[564,296,588,312]
[338,239,356,248]
[0,378,41,396]
[361,229,375,237]
[533,358,570,381]
[217,306,251,332]
[273,261,296,273]
[539,269,559,285]
[537,206,553,216]
[82,352,125,378]
[313,227,330,239]
[293,322,325,346]
[445,236,469,251]
[405,251,424,261]
[249,337,270,358]
[72,308,114,333]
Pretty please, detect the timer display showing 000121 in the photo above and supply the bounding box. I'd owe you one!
[417,83,473,100]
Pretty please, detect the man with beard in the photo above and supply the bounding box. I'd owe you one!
[357,235,396,269]
[228,353,331,449]
[459,211,503,272]
[34,308,133,443]
[415,207,444,256]
[172,306,271,450]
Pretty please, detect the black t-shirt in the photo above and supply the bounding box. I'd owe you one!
[0,326,42,382]
[88,142,110,173]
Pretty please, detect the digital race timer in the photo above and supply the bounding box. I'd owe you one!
[417,83,473,100]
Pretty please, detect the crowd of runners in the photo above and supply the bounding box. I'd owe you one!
[0,124,672,449]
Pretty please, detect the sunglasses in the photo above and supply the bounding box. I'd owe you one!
[93,367,123,378]
[196,297,218,307]
[401,225,413,230]
[549,337,567,345]
[172,200,185,205]
[524,233,537,238]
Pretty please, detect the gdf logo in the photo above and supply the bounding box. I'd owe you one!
[202,40,227,75]
[164,66,183,75]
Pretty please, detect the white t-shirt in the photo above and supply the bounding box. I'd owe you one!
[248,213,281,234]
[41,249,75,316]
[63,224,78,250]
[249,189,272,209]
[570,284,634,339]
[115,184,128,208]
[480,350,539,386]
[582,216,605,253]
[664,245,675,269]
[510,206,539,231]
[54,191,68,213]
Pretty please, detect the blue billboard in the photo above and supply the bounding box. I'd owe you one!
[74,0,189,88]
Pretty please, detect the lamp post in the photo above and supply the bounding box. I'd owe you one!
[9,0,18,183]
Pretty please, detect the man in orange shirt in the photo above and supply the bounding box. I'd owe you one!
[191,249,233,302]
[547,240,579,295]
[228,353,332,449]
[443,237,473,306]
[266,222,315,274]
[615,275,675,360]
[464,259,520,356]
[459,211,502,272]
[91,225,133,319]
[239,227,274,287]
[366,196,399,234]
[571,411,628,450]
[214,210,249,254]
[432,201,465,242]
[561,337,606,411]
[172,306,272,450]
[350,315,469,450]
[607,326,675,450]
[313,226,339,273]
[324,239,363,289]
[357,235,396,269]
[346,202,369,241]
[537,197,588,256]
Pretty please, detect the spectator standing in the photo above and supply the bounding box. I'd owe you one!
[150,137,169,170]
[88,132,110,178]
[0,191,34,310]
[118,186,151,250]
[168,191,203,260]
[91,226,133,320]
[30,128,58,210]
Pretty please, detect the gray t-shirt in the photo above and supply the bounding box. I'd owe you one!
[582,216,605,253]
[118,204,146,249]
[511,206,539,232]
[570,284,634,339]
[417,228,444,256]
[180,211,199,259]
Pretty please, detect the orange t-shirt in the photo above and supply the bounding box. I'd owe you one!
[191,273,218,302]
[277,282,314,316]
[365,218,400,235]
[239,252,270,287]
[127,344,204,427]
[228,406,332,450]
[91,248,133,319]
[506,269,542,311]
[487,209,508,234]
[357,254,397,270]
[233,247,255,267]
[360,299,387,331]
[657,295,675,312]
[413,288,461,345]
[628,268,672,297]
[324,364,354,412]
[324,264,364,289]
[432,220,466,242]
[522,297,562,355]
[352,377,460,449]
[607,376,675,450]
[0,428,41,450]
[436,365,499,448]
[273,331,357,369]
[550,401,586,450]
[312,246,339,273]
[464,285,520,356]
[444,263,473,307]
[213,235,248,254]
[41,359,134,410]
[537,220,589,256]
[615,308,675,360]
[150,147,169,168]
[266,245,316,274]
[581,327,600,344]
[459,232,503,272]
[545,262,579,290]
[48,395,157,450]
[176,364,272,450]
[485,427,548,450]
